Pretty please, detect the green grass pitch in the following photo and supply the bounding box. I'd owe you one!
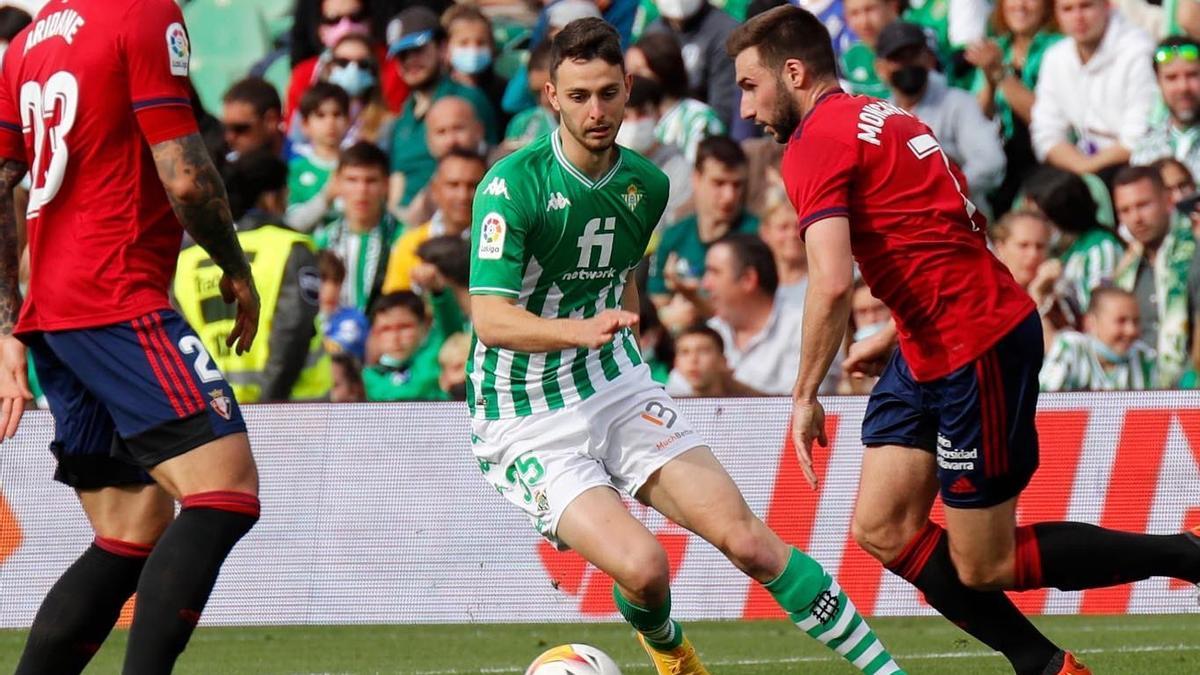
[1,615,1198,673]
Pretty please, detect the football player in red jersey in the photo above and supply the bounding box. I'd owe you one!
[729,6,1200,675]
[0,1,262,673]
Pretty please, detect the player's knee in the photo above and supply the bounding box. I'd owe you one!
[613,545,670,605]
[717,523,779,579]
[851,515,912,564]
[950,554,1012,591]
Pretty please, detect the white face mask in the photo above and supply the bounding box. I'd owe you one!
[616,118,657,153]
[656,0,703,20]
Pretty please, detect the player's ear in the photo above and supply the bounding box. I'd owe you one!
[624,71,632,104]
[782,58,807,90]
[546,78,561,113]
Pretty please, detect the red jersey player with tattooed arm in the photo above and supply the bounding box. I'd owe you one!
[0,1,262,673]
[728,6,1200,675]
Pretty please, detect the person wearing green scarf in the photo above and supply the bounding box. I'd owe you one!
[1112,166,1197,387]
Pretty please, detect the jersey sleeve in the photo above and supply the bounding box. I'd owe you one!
[120,0,198,144]
[784,131,856,237]
[469,169,532,298]
[0,54,23,162]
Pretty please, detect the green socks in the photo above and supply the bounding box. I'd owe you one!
[612,585,684,651]
[765,548,906,674]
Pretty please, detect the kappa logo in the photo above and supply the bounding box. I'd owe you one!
[483,177,510,200]
[546,192,571,211]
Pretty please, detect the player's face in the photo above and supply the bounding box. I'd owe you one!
[694,159,747,226]
[994,216,1050,287]
[1055,0,1108,46]
[759,207,805,267]
[1114,178,1172,247]
[844,0,898,45]
[1003,0,1048,36]
[373,306,427,360]
[338,165,388,222]
[431,156,486,230]
[1088,295,1141,356]
[1158,57,1200,125]
[399,42,444,89]
[548,58,630,153]
[734,48,802,143]
[303,100,350,150]
[674,334,725,390]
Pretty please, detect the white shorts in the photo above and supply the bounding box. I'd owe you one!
[470,366,706,548]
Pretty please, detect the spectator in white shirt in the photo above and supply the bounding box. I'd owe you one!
[757,195,808,308]
[1031,0,1157,179]
[701,233,839,394]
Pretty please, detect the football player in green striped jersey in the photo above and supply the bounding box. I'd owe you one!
[467,18,905,675]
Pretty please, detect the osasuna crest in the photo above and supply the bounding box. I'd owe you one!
[623,183,643,212]
[208,388,232,420]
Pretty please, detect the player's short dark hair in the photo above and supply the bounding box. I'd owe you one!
[628,75,663,111]
[1113,165,1167,194]
[528,39,554,73]
[416,235,471,287]
[633,33,689,100]
[0,6,31,41]
[222,77,283,117]
[224,149,288,221]
[1087,285,1136,315]
[1153,35,1200,73]
[676,323,725,352]
[1021,166,1104,236]
[726,5,838,80]
[549,17,624,80]
[713,232,779,296]
[695,135,747,172]
[317,249,346,284]
[299,81,351,119]
[338,141,389,175]
[371,291,426,322]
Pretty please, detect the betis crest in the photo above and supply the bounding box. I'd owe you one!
[623,183,643,212]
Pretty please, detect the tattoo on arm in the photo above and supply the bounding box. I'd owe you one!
[150,133,250,278]
[0,159,28,336]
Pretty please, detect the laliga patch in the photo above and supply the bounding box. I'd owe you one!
[166,22,190,77]
[478,212,506,260]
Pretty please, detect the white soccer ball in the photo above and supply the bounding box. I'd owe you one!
[525,643,623,675]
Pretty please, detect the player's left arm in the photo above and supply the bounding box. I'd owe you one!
[0,157,31,439]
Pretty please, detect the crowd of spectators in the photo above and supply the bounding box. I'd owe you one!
[12,0,1200,403]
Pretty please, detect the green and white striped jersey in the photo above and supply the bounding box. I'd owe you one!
[1040,331,1156,392]
[467,129,670,420]
[1061,228,1123,311]
[654,98,725,163]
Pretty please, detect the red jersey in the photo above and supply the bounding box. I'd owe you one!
[783,92,1034,382]
[0,0,199,333]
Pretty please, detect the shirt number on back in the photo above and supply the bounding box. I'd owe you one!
[907,133,979,229]
[20,71,78,218]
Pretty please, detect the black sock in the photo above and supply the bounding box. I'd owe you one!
[122,491,259,675]
[887,522,1059,675]
[1015,522,1200,591]
[16,539,151,675]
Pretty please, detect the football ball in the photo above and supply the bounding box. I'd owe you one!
[525,643,622,675]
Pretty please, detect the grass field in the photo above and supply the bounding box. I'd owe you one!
[1,615,1199,674]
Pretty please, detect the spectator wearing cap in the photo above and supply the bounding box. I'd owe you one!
[617,76,694,244]
[876,21,1007,216]
[1031,0,1157,180]
[626,32,725,162]
[387,6,498,213]
[1133,37,1200,179]
[841,0,902,98]
[643,0,741,130]
[222,77,284,162]
[443,5,510,131]
[325,307,370,362]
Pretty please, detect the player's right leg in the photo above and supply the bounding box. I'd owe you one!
[36,311,260,675]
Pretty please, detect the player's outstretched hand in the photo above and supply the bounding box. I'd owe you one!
[0,336,32,440]
[791,399,826,490]
[574,310,639,350]
[220,273,261,355]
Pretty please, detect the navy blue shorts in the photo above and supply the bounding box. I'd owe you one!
[25,309,246,489]
[861,311,1042,509]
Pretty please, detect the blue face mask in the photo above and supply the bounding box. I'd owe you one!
[328,62,375,97]
[1090,334,1130,365]
[853,321,889,343]
[450,46,492,75]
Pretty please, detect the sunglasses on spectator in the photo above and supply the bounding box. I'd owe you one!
[331,57,374,69]
[322,9,369,25]
[1155,44,1200,65]
[225,122,253,135]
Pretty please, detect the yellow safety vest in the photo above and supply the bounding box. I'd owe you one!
[174,225,331,402]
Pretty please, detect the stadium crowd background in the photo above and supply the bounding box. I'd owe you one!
[6,0,1200,404]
